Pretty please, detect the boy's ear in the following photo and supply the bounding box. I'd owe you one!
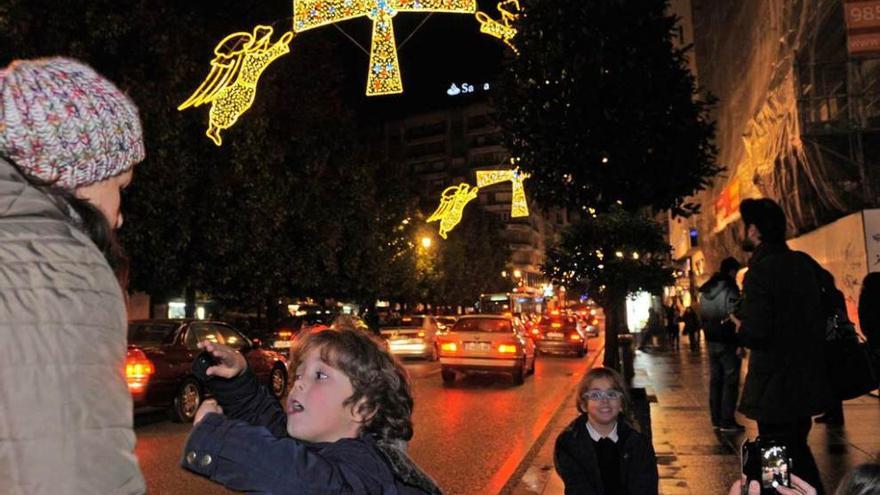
[351,397,376,425]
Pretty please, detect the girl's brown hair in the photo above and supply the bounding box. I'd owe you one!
[834,463,880,495]
[290,328,414,442]
[575,367,632,422]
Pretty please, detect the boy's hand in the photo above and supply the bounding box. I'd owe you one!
[194,399,223,425]
[198,341,248,378]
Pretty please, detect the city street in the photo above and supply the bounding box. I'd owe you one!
[134,338,603,494]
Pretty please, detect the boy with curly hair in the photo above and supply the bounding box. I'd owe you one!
[181,328,442,494]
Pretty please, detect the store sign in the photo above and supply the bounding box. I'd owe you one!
[714,179,742,233]
[844,0,880,56]
[447,82,491,96]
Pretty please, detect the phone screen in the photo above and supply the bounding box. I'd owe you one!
[760,445,790,489]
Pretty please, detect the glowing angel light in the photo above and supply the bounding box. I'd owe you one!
[475,0,520,54]
[293,0,477,96]
[427,183,480,239]
[476,167,530,217]
[178,25,294,146]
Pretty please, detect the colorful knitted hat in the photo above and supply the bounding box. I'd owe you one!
[0,57,144,190]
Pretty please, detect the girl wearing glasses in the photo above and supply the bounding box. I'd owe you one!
[554,367,658,495]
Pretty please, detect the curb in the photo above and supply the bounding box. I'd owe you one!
[495,341,606,495]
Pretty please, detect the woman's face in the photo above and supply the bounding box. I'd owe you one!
[75,169,133,229]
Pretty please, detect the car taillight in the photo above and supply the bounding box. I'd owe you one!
[125,348,154,392]
[441,342,458,352]
[592,319,599,325]
[418,331,425,338]
[498,344,517,353]
[569,334,582,341]
[531,328,540,335]
[278,330,292,338]
[551,322,562,328]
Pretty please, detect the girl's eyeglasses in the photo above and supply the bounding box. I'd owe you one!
[582,389,624,401]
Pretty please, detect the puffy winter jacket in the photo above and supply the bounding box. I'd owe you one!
[0,157,145,494]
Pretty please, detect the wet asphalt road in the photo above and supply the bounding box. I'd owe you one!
[134,338,601,494]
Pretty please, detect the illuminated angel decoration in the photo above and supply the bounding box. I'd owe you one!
[178,25,294,145]
[427,183,480,239]
[475,0,520,54]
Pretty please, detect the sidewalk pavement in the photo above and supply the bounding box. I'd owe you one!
[512,335,880,495]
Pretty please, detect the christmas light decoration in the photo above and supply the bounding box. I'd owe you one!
[474,0,521,54]
[178,26,294,146]
[476,167,530,217]
[427,167,530,239]
[426,183,480,239]
[293,0,477,96]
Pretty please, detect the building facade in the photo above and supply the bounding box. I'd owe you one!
[377,96,570,289]
[670,0,880,314]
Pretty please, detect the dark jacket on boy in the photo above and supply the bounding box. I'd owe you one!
[554,415,658,495]
[181,369,441,495]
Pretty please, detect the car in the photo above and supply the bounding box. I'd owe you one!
[532,314,588,357]
[126,319,288,422]
[265,312,335,352]
[380,314,441,360]
[435,315,458,333]
[437,314,537,385]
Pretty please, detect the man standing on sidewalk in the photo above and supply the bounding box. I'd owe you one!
[699,256,744,432]
[732,198,832,494]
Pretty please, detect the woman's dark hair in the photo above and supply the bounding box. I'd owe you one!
[834,462,880,495]
[290,328,415,442]
[4,156,129,287]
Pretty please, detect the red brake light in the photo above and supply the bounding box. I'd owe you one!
[569,333,582,341]
[531,328,540,335]
[418,331,425,338]
[125,348,154,392]
[551,322,562,328]
[278,330,292,338]
[498,344,517,354]
[441,342,458,352]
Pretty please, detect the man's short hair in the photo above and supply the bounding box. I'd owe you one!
[720,257,741,275]
[739,198,786,243]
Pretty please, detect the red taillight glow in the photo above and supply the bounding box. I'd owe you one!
[441,342,458,352]
[278,330,292,338]
[591,319,599,325]
[531,328,540,335]
[498,344,517,354]
[551,322,562,328]
[418,331,425,338]
[569,334,582,341]
[125,348,154,392]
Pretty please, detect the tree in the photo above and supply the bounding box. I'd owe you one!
[544,208,673,368]
[493,0,721,369]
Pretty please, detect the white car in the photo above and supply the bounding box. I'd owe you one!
[380,315,441,360]
[437,315,537,385]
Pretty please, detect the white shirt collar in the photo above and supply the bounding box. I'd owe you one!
[586,420,619,443]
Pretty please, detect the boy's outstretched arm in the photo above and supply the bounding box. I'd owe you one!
[181,414,346,493]
[208,367,288,438]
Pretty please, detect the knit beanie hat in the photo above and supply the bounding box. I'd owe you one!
[0,57,144,190]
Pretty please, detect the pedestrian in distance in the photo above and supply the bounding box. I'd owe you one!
[682,306,702,353]
[182,328,442,494]
[814,269,851,426]
[729,462,880,495]
[666,302,681,350]
[0,57,146,494]
[699,256,746,432]
[554,367,659,495]
[731,198,832,494]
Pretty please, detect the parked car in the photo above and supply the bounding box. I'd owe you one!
[126,319,288,422]
[380,314,441,360]
[533,314,588,357]
[437,314,537,385]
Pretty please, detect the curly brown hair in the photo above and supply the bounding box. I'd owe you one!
[290,328,414,442]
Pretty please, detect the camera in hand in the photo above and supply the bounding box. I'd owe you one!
[192,351,218,382]
[742,438,792,494]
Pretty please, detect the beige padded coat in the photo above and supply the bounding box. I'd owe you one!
[0,158,145,494]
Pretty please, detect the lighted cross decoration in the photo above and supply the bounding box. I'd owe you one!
[427,167,530,239]
[476,167,530,217]
[293,0,476,96]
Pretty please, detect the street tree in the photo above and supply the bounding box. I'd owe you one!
[493,0,721,369]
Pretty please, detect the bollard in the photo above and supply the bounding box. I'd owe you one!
[618,333,635,381]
